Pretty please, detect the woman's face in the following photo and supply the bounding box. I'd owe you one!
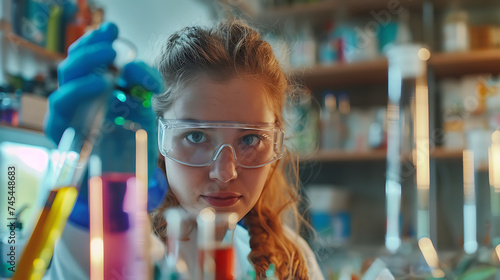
[162,75,275,220]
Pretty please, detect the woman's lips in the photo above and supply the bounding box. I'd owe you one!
[201,193,242,207]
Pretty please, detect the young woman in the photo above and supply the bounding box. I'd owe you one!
[44,20,324,279]
[149,21,323,279]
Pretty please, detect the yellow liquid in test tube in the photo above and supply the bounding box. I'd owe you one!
[13,186,78,280]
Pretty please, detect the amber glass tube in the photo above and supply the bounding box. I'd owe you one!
[12,186,78,280]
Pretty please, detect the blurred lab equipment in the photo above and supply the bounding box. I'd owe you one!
[383,44,444,278]
[197,208,238,280]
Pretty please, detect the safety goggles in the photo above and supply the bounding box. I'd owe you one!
[158,118,285,168]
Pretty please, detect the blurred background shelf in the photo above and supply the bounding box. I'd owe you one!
[0,123,44,134]
[291,49,500,89]
[6,33,65,61]
[1,19,65,61]
[290,58,388,88]
[253,0,500,23]
[430,49,500,77]
[0,19,9,31]
[256,0,425,24]
[302,147,464,162]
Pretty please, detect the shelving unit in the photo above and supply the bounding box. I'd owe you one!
[0,20,65,61]
[301,147,463,162]
[290,57,388,88]
[430,49,500,78]
[256,0,425,24]
[301,149,386,162]
[290,49,500,89]
[6,33,66,61]
[0,19,9,31]
[0,123,44,134]
[0,19,60,133]
[249,0,500,24]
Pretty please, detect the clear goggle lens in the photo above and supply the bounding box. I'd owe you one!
[158,118,285,168]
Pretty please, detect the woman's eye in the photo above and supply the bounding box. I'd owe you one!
[186,131,206,143]
[242,135,260,146]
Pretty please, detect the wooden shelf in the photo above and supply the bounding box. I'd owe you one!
[431,148,463,159]
[256,0,500,24]
[301,147,463,162]
[290,49,500,88]
[301,149,386,162]
[257,0,424,23]
[0,20,10,32]
[259,0,337,22]
[429,49,500,78]
[290,57,388,88]
[6,33,65,61]
[0,123,44,134]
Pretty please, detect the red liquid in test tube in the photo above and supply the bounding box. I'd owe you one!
[214,245,234,280]
[197,208,238,280]
[198,245,234,280]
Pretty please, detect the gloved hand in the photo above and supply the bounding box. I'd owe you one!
[43,22,168,228]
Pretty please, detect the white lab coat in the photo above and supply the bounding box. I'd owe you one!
[44,221,325,279]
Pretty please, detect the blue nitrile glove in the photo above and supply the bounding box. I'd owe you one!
[43,22,168,229]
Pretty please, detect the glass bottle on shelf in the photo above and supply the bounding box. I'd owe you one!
[65,0,92,52]
[320,91,343,150]
[442,3,469,53]
[332,8,356,63]
[288,19,316,68]
[318,21,337,65]
[0,90,20,127]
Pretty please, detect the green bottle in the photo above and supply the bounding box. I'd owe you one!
[46,5,63,53]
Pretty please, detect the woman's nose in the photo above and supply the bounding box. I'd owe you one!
[209,145,238,183]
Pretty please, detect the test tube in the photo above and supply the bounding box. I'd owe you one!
[13,39,140,280]
[384,44,431,277]
[490,131,500,252]
[197,207,238,280]
[13,87,109,280]
[462,150,478,255]
[88,79,157,279]
[89,127,152,279]
[490,133,500,280]
[161,208,194,279]
[454,148,495,278]
[12,103,104,279]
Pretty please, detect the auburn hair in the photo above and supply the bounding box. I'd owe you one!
[150,20,309,279]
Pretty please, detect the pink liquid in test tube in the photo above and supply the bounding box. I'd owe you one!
[101,172,142,279]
